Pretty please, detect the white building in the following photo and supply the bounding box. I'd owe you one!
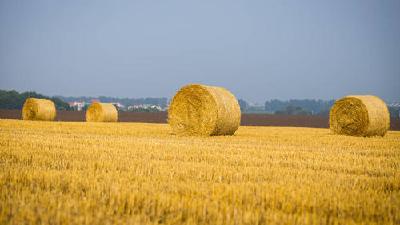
[110,102,125,110]
[68,101,86,111]
[127,104,163,111]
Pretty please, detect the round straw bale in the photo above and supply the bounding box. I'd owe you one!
[22,98,56,121]
[86,102,118,122]
[329,95,390,137]
[168,84,241,136]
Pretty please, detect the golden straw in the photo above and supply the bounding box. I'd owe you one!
[22,98,56,121]
[86,102,118,122]
[330,95,390,137]
[168,84,241,136]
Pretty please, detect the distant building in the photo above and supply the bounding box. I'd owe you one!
[110,102,125,110]
[68,101,86,111]
[127,104,163,111]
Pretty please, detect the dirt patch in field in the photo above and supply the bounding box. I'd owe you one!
[1,109,399,130]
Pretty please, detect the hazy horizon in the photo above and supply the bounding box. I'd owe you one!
[1,1,399,102]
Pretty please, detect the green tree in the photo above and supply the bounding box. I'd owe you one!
[0,90,72,110]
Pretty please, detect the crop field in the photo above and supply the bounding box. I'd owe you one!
[1,119,399,225]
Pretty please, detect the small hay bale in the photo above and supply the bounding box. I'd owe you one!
[329,95,390,137]
[86,102,118,122]
[22,98,56,121]
[168,84,241,136]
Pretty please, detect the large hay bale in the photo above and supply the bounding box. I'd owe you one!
[329,95,390,137]
[22,98,56,121]
[168,84,241,136]
[86,103,118,122]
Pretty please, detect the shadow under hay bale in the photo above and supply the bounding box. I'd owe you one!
[22,98,56,121]
[329,95,390,137]
[168,84,241,136]
[86,102,118,122]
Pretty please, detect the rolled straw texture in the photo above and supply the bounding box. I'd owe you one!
[329,95,390,137]
[86,102,118,122]
[168,84,241,136]
[22,98,56,121]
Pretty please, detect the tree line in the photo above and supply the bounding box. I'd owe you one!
[1,89,398,118]
[239,98,399,118]
[265,99,336,115]
[238,99,335,115]
[0,90,71,110]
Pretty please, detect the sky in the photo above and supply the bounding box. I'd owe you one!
[0,0,399,103]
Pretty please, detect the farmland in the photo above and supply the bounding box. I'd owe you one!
[1,109,400,130]
[1,119,399,224]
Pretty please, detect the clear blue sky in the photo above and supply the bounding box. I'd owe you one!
[0,0,399,102]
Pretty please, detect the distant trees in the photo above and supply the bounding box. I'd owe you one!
[389,107,400,118]
[0,90,71,110]
[265,99,335,115]
[3,89,395,117]
[237,99,336,114]
[238,99,267,113]
[274,106,311,115]
[238,99,249,111]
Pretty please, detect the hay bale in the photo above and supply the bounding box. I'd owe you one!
[86,103,118,122]
[168,84,241,136]
[22,98,56,121]
[329,95,390,137]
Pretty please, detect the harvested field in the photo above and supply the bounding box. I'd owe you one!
[1,119,399,224]
[1,109,399,130]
